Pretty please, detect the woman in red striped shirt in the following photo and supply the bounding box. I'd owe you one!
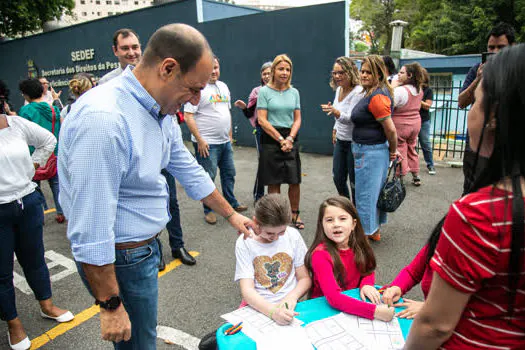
[405,44,525,349]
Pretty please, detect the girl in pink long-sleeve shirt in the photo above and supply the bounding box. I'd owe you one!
[305,196,395,321]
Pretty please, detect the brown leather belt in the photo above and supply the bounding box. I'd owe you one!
[115,234,159,250]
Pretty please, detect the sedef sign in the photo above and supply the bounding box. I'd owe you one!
[71,48,95,62]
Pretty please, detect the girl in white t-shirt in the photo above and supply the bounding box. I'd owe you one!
[234,194,311,325]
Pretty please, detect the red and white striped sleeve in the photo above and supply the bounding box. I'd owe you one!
[430,200,499,293]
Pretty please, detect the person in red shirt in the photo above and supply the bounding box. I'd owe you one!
[304,196,394,321]
[405,44,525,349]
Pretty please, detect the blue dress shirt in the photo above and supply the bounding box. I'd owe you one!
[58,67,215,266]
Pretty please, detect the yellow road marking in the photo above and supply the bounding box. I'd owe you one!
[44,208,56,214]
[30,251,200,349]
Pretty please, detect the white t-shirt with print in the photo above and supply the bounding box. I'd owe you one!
[234,226,307,304]
[184,81,232,145]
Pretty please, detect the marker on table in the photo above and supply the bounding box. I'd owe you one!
[284,302,289,310]
[226,322,243,336]
[224,322,242,335]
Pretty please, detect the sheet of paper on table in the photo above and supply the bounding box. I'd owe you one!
[304,312,405,350]
[221,305,306,346]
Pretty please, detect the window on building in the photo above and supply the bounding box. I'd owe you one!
[80,0,86,4]
[114,0,120,4]
[134,0,138,4]
[106,0,111,4]
[429,73,453,95]
[97,11,102,16]
[81,11,87,16]
[108,11,113,15]
[95,0,100,4]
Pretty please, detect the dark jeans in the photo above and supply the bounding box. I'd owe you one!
[0,191,52,321]
[193,141,240,214]
[253,125,264,202]
[161,169,184,251]
[333,139,355,202]
[76,238,161,350]
[418,120,434,168]
[35,173,63,215]
[462,147,489,195]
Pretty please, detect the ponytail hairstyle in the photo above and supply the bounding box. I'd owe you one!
[402,62,425,93]
[254,194,292,228]
[69,74,94,98]
[305,197,376,292]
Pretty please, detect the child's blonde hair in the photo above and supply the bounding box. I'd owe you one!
[254,194,292,227]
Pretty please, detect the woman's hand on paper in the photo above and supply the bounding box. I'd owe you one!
[394,298,423,319]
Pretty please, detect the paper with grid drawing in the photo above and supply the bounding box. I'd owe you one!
[304,313,405,350]
[221,305,304,344]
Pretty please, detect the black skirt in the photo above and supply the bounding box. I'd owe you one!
[258,128,301,185]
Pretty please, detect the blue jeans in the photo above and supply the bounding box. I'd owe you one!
[352,142,389,236]
[332,139,355,202]
[76,238,160,350]
[0,191,52,321]
[418,120,434,168]
[35,173,63,215]
[193,141,240,214]
[253,126,265,202]
[161,169,184,250]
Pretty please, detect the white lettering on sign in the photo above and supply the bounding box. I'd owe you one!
[71,48,95,62]
[13,250,77,295]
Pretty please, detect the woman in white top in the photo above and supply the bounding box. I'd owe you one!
[0,106,74,350]
[321,57,364,202]
[392,62,425,186]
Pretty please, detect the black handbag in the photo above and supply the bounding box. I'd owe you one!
[377,159,406,212]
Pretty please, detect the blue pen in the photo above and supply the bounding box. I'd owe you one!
[225,322,243,335]
[228,324,243,336]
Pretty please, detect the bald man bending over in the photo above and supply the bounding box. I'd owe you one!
[58,24,253,349]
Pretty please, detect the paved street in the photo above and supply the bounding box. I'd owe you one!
[2,144,464,350]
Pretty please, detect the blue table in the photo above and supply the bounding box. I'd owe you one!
[217,288,412,349]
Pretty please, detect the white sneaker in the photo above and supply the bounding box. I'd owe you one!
[428,166,436,175]
[7,332,30,350]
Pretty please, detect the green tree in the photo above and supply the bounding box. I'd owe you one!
[0,0,75,38]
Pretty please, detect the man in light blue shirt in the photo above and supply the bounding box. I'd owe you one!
[59,23,252,349]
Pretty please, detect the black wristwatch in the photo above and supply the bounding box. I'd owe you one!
[95,295,122,310]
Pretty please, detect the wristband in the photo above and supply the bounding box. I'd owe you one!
[268,304,279,320]
[278,135,284,142]
[286,136,294,143]
[224,211,235,220]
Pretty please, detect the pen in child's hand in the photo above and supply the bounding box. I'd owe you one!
[285,302,289,310]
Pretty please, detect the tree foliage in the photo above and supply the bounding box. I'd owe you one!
[0,0,75,38]
[350,0,525,55]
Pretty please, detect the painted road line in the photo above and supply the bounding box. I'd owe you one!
[30,251,200,349]
[157,325,200,350]
[44,208,56,214]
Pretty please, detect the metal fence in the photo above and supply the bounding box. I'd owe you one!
[425,81,470,161]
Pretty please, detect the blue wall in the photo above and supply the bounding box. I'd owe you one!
[202,0,261,21]
[0,0,346,154]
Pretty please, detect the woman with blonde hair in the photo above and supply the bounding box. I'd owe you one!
[350,55,399,242]
[321,56,364,202]
[257,54,304,229]
[392,62,425,186]
[60,73,95,122]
